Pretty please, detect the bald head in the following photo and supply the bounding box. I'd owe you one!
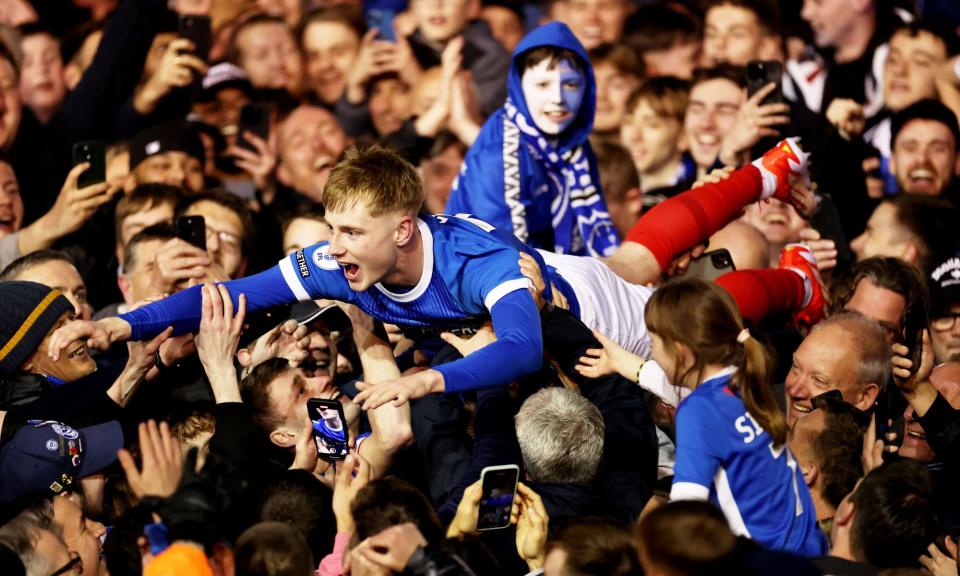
[931,362,960,408]
[708,220,770,271]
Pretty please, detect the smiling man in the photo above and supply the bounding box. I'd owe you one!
[276,104,349,204]
[447,22,620,257]
[889,99,960,198]
[785,312,890,428]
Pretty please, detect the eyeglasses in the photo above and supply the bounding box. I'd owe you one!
[204,228,242,250]
[931,313,960,332]
[50,551,82,576]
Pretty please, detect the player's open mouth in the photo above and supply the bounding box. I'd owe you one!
[341,262,360,280]
[0,215,15,233]
[67,344,87,360]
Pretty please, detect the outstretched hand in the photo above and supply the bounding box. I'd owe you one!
[354,370,444,410]
[117,420,183,499]
[576,329,642,381]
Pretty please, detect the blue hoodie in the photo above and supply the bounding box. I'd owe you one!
[446,22,620,257]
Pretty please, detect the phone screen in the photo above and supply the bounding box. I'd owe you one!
[365,9,395,42]
[477,466,519,530]
[308,399,349,461]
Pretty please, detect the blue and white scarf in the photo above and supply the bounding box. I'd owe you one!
[504,98,620,257]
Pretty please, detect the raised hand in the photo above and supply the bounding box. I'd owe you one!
[135,38,207,114]
[228,129,277,192]
[196,283,246,402]
[515,482,549,571]
[238,319,310,370]
[332,453,372,533]
[117,420,183,499]
[720,83,790,166]
[43,162,119,236]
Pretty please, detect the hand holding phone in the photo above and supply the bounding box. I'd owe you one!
[308,398,350,461]
[477,464,520,531]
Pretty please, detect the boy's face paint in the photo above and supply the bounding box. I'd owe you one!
[521,59,586,136]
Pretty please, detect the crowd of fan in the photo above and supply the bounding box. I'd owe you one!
[0,0,959,575]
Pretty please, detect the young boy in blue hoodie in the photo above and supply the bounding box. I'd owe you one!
[446,22,621,258]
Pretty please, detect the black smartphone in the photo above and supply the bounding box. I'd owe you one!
[365,9,396,42]
[808,194,853,265]
[746,60,783,106]
[477,464,519,531]
[178,14,212,60]
[685,249,736,281]
[307,398,349,461]
[72,141,106,188]
[902,299,927,376]
[237,103,271,154]
[174,215,206,251]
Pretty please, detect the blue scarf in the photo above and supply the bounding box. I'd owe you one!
[503,99,619,257]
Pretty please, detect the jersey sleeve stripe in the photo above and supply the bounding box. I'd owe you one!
[279,256,312,301]
[670,481,710,502]
[484,278,531,310]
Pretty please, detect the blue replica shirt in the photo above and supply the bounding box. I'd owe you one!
[120,214,549,394]
[671,368,827,557]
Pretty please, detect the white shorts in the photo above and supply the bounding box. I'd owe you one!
[538,250,655,358]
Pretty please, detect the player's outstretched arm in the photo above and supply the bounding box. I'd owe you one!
[117,263,302,341]
[433,289,543,394]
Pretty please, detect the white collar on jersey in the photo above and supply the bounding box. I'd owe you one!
[374,218,434,303]
[700,365,738,385]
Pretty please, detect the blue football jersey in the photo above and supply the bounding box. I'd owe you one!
[277,215,546,337]
[671,369,827,556]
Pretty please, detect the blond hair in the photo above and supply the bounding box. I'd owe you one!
[323,145,423,217]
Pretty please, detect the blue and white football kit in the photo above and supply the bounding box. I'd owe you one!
[119,214,554,394]
[671,368,827,556]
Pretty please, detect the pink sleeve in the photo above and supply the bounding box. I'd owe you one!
[317,532,351,576]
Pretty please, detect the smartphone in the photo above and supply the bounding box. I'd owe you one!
[307,398,349,461]
[746,60,783,106]
[365,9,396,42]
[174,215,206,251]
[477,464,519,531]
[902,299,927,376]
[72,141,106,188]
[178,14,212,60]
[684,249,736,281]
[808,194,853,265]
[237,103,271,154]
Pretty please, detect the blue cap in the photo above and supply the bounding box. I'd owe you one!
[0,420,122,505]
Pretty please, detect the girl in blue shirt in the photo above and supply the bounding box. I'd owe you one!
[645,278,827,557]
